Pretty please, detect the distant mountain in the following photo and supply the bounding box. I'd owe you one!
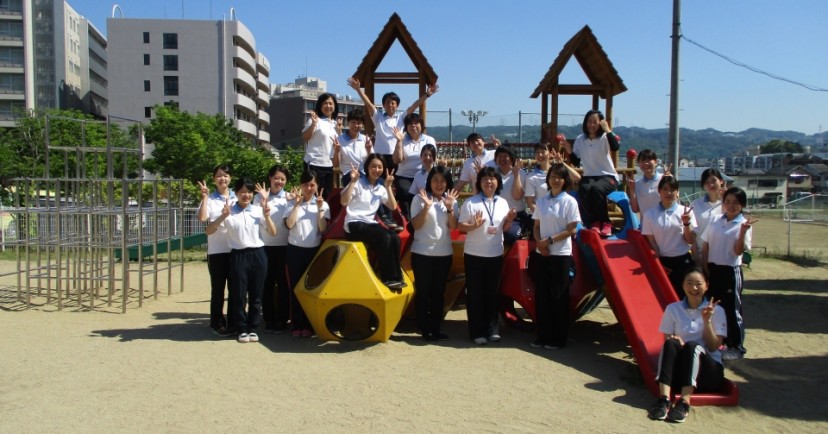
[425,125,826,160]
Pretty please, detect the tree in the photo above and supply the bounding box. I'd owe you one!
[760,139,802,154]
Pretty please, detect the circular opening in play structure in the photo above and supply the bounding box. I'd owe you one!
[325,304,380,341]
[304,245,340,290]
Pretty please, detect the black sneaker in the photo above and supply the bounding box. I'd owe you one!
[422,332,438,342]
[667,399,690,423]
[434,332,449,341]
[648,396,671,420]
[212,326,236,338]
[530,339,544,348]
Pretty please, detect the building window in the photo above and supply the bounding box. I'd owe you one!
[163,76,179,96]
[143,54,150,65]
[143,32,150,44]
[162,33,178,49]
[144,107,152,118]
[162,55,178,71]
[143,80,151,92]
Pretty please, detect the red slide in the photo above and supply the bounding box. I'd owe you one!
[580,229,738,406]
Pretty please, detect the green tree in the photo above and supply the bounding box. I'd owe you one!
[760,139,803,154]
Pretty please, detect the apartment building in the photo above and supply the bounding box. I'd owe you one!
[0,0,107,127]
[106,16,270,147]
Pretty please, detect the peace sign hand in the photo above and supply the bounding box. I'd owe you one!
[348,163,359,183]
[220,198,231,218]
[196,180,209,199]
[512,158,523,174]
[384,168,395,188]
[260,194,271,214]
[681,206,694,226]
[316,188,325,207]
[702,297,720,323]
[741,218,759,233]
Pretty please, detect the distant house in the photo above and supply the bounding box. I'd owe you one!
[675,167,734,198]
[730,169,788,205]
[802,164,828,193]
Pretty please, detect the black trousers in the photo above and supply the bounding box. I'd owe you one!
[229,247,267,333]
[286,244,320,330]
[305,163,334,198]
[708,263,745,352]
[656,339,724,393]
[412,253,453,335]
[262,245,290,327]
[393,176,415,220]
[659,252,695,299]
[207,252,232,329]
[578,175,618,226]
[464,254,503,339]
[345,222,402,282]
[533,254,572,347]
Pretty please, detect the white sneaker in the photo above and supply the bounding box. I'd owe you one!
[473,337,488,345]
[238,333,250,343]
[722,348,744,361]
[247,333,259,343]
[488,334,502,343]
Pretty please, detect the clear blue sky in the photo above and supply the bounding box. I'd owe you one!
[72,0,827,135]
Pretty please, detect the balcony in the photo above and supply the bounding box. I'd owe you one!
[258,130,270,143]
[231,45,256,76]
[256,88,269,104]
[233,118,257,137]
[231,67,256,93]
[257,109,269,125]
[256,53,270,77]
[231,92,257,116]
[256,73,270,92]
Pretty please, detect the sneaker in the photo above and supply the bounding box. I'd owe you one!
[530,339,544,348]
[590,222,602,233]
[647,396,671,420]
[543,344,562,350]
[247,332,259,343]
[423,332,438,342]
[473,337,488,345]
[722,348,745,361]
[238,333,250,343]
[393,225,405,233]
[600,222,613,237]
[667,399,690,423]
[488,334,502,343]
[212,326,235,338]
[384,280,405,290]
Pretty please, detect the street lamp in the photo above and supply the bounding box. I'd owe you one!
[461,109,487,133]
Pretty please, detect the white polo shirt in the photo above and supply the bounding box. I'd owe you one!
[408,167,431,195]
[634,173,662,216]
[458,149,496,192]
[343,177,390,231]
[410,194,458,257]
[524,166,549,205]
[641,202,696,257]
[285,198,330,248]
[223,203,266,250]
[533,191,581,256]
[371,110,405,155]
[303,117,337,167]
[204,190,237,255]
[334,131,369,176]
[484,162,527,213]
[701,214,752,267]
[691,195,723,251]
[659,299,727,365]
[459,193,511,257]
[396,133,435,178]
[572,133,617,177]
[254,190,291,247]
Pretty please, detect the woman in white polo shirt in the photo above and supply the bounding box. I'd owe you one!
[458,166,517,345]
[302,92,340,194]
[531,163,581,349]
[392,112,436,219]
[341,154,405,290]
[285,170,331,338]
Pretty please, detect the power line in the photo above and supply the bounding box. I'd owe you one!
[681,34,828,92]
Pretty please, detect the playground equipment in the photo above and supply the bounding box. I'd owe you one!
[6,115,186,312]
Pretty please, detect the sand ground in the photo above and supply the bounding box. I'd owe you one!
[1,256,826,433]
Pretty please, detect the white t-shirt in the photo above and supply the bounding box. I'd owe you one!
[634,173,662,216]
[285,198,330,248]
[659,299,727,365]
[459,193,511,257]
[408,167,431,195]
[334,131,369,176]
[204,190,236,255]
[223,203,266,250]
[343,177,390,231]
[641,202,697,257]
[524,166,548,205]
[254,190,291,247]
[371,110,405,155]
[701,214,752,267]
[303,117,337,167]
[533,191,581,256]
[396,133,435,178]
[458,149,496,193]
[572,133,617,177]
[410,194,458,257]
[691,195,723,251]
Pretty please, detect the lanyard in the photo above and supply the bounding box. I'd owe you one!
[481,194,497,226]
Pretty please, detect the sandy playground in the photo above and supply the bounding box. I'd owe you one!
[0,256,826,433]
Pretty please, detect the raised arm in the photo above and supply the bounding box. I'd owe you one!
[347,77,377,118]
[404,83,438,116]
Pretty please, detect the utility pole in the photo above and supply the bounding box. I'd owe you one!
[668,0,681,174]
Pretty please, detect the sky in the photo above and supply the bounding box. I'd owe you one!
[69,0,827,135]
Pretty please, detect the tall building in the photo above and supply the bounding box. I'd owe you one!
[268,76,362,150]
[0,0,107,127]
[107,16,270,148]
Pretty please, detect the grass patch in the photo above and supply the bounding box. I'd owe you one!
[758,250,826,267]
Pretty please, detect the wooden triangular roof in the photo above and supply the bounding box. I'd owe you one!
[530,25,626,98]
[352,13,438,84]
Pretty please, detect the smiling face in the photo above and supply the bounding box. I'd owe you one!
[638,159,657,178]
[366,157,384,183]
[722,192,744,220]
[535,146,549,164]
[236,185,253,207]
[682,271,708,305]
[269,170,287,193]
[430,172,447,197]
[495,151,512,173]
[382,97,398,116]
[301,178,318,200]
[406,120,422,140]
[213,169,231,193]
[658,184,678,207]
[585,113,601,137]
[469,137,485,156]
[479,175,499,198]
[320,96,335,118]
[347,119,362,137]
[420,149,435,169]
[703,175,723,197]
